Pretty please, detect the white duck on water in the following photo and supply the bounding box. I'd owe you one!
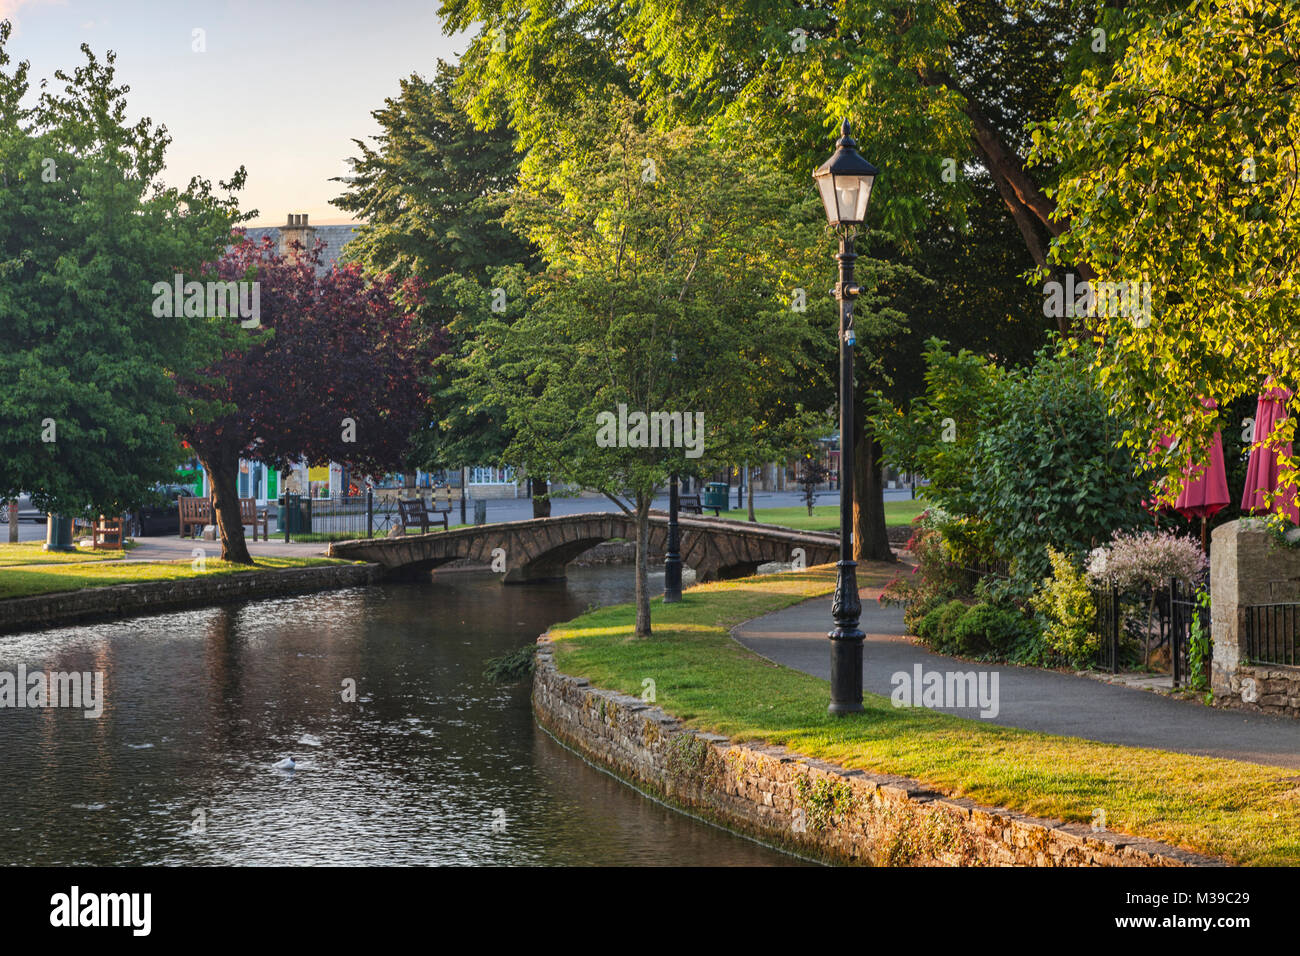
[274,757,296,771]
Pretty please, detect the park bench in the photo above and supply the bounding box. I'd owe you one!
[240,498,269,541]
[398,497,448,533]
[91,515,124,550]
[678,493,704,516]
[179,496,212,538]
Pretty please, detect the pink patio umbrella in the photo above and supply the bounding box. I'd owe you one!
[1170,400,1227,554]
[1156,399,1230,552]
[1241,380,1300,525]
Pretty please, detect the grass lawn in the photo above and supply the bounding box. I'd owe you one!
[0,541,134,567]
[0,555,350,601]
[716,499,927,532]
[546,563,1300,866]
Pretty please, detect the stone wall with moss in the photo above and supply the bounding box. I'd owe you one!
[532,637,1220,867]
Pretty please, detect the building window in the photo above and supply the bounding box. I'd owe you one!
[470,466,515,484]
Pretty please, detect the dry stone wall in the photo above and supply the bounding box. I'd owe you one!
[533,638,1221,867]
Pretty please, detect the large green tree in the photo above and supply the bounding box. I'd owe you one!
[332,59,539,500]
[438,0,1077,560]
[0,26,245,518]
[1038,0,1300,500]
[473,99,826,635]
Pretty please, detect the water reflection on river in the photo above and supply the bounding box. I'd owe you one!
[0,567,804,866]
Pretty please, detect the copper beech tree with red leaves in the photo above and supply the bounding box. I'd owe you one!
[173,235,439,563]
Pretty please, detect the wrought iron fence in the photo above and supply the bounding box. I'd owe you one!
[1093,577,1206,687]
[1095,584,1122,674]
[1244,602,1300,667]
[280,491,405,541]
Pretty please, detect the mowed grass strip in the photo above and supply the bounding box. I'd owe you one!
[0,556,351,600]
[715,500,927,533]
[0,542,133,567]
[547,564,1300,866]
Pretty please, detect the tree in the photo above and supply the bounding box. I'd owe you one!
[438,0,1072,560]
[0,26,245,518]
[173,238,437,563]
[1037,0,1300,500]
[332,60,540,502]
[877,342,1151,589]
[473,100,825,636]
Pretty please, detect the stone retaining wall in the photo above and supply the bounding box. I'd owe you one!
[0,563,381,634]
[1211,519,1300,715]
[533,639,1221,867]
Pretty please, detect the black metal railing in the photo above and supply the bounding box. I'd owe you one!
[1167,577,1206,688]
[1095,584,1122,674]
[1093,577,1206,687]
[278,491,411,541]
[1244,602,1300,667]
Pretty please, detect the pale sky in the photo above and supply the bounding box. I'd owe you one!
[3,0,471,225]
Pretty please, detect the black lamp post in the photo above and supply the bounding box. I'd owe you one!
[813,119,878,716]
[664,474,682,603]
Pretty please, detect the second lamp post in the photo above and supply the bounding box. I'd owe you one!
[813,119,878,716]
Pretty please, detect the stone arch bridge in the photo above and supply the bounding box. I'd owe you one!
[328,512,838,583]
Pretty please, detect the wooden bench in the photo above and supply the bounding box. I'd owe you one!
[678,493,704,516]
[398,497,448,533]
[240,498,269,541]
[179,496,212,538]
[91,515,124,550]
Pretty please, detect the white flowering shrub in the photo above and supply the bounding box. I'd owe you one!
[1086,529,1206,592]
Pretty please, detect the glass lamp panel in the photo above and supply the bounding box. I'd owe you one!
[816,174,839,224]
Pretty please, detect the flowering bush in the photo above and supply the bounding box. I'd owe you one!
[1030,547,1099,667]
[1085,530,1206,591]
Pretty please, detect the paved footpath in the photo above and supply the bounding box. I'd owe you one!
[733,591,1300,770]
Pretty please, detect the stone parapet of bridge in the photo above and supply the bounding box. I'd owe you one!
[327,512,839,584]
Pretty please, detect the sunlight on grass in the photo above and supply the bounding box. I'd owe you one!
[0,542,130,567]
[714,500,927,532]
[545,563,1300,865]
[0,556,352,600]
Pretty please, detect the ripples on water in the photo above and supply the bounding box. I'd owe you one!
[0,567,803,866]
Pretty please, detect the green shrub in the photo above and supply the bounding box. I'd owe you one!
[919,599,970,652]
[903,591,946,636]
[1029,548,1099,667]
[951,602,1034,657]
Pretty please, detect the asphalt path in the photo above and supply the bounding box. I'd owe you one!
[733,593,1300,769]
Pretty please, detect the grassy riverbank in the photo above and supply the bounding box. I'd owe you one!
[716,501,926,532]
[0,554,350,600]
[546,563,1300,866]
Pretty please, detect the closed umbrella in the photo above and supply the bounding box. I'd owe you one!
[1241,380,1299,524]
[1154,400,1232,548]
[1166,399,1231,552]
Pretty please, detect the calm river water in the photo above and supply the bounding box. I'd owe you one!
[0,567,802,866]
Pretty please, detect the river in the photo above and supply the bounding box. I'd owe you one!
[0,567,803,866]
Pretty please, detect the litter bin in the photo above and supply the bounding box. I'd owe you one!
[473,500,487,525]
[277,495,312,536]
[44,514,75,552]
[702,482,730,512]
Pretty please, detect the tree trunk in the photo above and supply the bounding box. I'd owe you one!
[747,465,756,522]
[634,493,652,637]
[200,448,253,564]
[852,416,894,563]
[531,477,551,518]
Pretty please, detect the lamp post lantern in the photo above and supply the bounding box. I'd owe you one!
[813,119,878,716]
